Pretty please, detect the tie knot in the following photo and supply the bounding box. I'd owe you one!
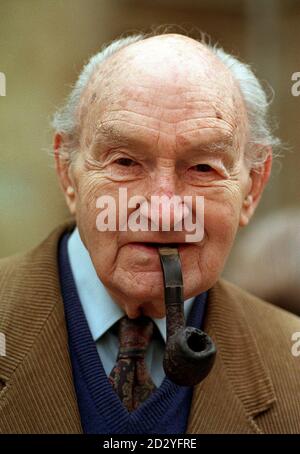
[117,316,154,359]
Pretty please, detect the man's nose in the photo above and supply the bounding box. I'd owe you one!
[140,175,188,231]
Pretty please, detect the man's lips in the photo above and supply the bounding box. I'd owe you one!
[126,242,192,255]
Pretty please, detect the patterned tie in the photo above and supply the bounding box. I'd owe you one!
[109,316,157,412]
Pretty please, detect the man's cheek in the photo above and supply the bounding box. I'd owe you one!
[77,187,105,228]
[205,197,241,239]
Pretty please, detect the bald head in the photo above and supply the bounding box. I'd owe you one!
[104,34,228,82]
[87,34,236,90]
[53,31,279,169]
[78,34,248,155]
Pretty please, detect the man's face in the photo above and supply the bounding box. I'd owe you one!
[59,36,256,318]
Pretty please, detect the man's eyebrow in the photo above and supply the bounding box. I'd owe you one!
[93,123,133,145]
[185,138,234,155]
[203,140,234,153]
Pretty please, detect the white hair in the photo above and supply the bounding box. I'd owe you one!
[52,32,280,167]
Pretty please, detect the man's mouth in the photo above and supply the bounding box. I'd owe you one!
[126,242,191,255]
[144,242,179,248]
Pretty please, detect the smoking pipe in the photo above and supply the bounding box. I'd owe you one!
[158,246,216,386]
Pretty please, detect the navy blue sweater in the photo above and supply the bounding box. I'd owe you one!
[58,233,207,434]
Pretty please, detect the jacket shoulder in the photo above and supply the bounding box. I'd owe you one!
[217,278,300,332]
[0,220,75,311]
[0,250,36,314]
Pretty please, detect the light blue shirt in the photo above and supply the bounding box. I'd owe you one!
[67,228,195,387]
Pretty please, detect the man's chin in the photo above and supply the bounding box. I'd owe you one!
[107,283,166,318]
[124,300,166,319]
[107,277,167,318]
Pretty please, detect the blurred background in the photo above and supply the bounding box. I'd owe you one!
[0,0,299,312]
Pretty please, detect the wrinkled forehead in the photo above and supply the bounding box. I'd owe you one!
[78,35,248,145]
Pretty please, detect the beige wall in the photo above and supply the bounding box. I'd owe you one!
[0,0,299,258]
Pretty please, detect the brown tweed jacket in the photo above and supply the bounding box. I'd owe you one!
[0,222,299,434]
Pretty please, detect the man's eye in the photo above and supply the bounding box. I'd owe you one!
[192,164,213,173]
[115,158,137,167]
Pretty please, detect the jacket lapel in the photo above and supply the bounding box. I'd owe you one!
[187,280,276,433]
[0,221,82,433]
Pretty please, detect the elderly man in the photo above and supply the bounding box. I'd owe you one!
[0,32,299,434]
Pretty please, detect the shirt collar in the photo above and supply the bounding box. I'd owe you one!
[67,227,195,343]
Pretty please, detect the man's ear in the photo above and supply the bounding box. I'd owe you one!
[239,149,272,227]
[54,133,77,215]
